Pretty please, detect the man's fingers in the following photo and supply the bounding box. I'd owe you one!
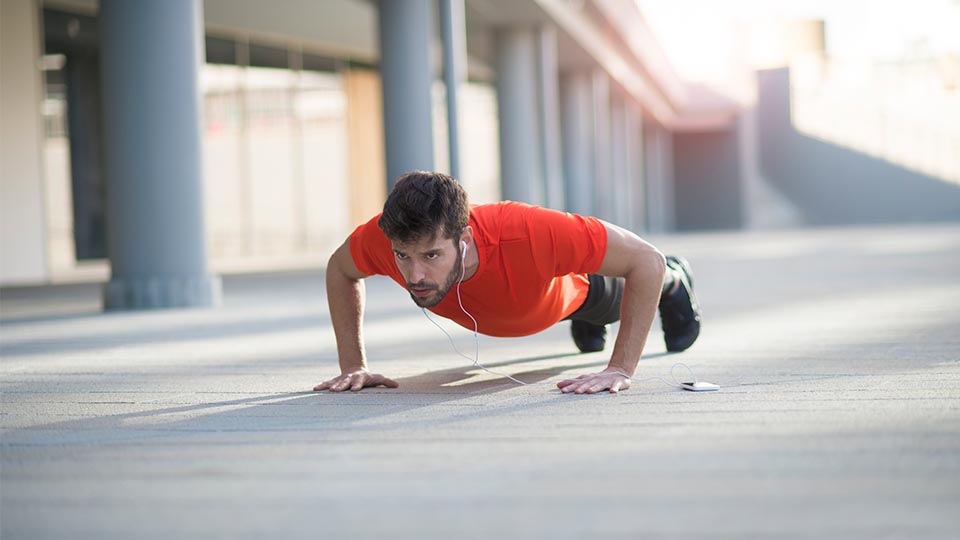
[562,379,585,392]
[352,374,398,390]
[558,372,630,394]
[375,376,400,389]
[589,381,609,394]
[560,376,594,393]
[331,377,352,392]
[558,373,593,389]
[574,380,597,394]
[576,381,605,394]
[317,372,399,393]
[313,378,337,391]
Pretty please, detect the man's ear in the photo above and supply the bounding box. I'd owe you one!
[459,225,474,250]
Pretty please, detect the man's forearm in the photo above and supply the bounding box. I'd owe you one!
[326,268,367,372]
[606,253,666,376]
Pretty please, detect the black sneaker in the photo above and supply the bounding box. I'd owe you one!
[659,256,701,352]
[571,320,607,353]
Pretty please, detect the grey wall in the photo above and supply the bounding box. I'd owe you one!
[757,68,960,225]
[672,125,744,230]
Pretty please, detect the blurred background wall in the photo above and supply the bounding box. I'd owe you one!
[1,0,958,295]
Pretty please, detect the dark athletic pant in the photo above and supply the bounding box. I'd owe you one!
[565,269,678,326]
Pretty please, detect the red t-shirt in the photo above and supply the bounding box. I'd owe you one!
[349,201,608,337]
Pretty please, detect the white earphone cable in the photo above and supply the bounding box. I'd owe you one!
[420,242,531,386]
[420,241,701,390]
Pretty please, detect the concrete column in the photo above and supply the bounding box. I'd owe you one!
[537,26,564,210]
[439,0,466,180]
[496,28,544,205]
[99,0,221,309]
[560,71,595,216]
[378,0,435,187]
[643,119,675,233]
[626,104,646,232]
[591,70,613,222]
[610,95,631,228]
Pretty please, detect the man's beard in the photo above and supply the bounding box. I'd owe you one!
[407,246,463,308]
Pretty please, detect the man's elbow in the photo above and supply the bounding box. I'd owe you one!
[632,246,666,285]
[649,248,667,282]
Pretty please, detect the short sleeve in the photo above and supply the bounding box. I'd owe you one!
[348,213,396,277]
[519,205,608,278]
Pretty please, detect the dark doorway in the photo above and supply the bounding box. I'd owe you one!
[43,9,106,260]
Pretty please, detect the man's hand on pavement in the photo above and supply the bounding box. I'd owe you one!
[313,369,399,392]
[557,367,631,394]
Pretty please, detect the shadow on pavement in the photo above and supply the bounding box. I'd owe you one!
[392,350,673,393]
[2,351,680,448]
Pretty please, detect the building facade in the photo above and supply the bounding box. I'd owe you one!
[1,0,742,302]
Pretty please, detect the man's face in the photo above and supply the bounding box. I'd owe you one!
[391,234,462,308]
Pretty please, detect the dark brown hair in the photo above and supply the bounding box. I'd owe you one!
[378,171,469,244]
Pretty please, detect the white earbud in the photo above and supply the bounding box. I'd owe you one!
[460,240,468,258]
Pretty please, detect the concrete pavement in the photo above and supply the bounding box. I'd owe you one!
[2,224,959,539]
